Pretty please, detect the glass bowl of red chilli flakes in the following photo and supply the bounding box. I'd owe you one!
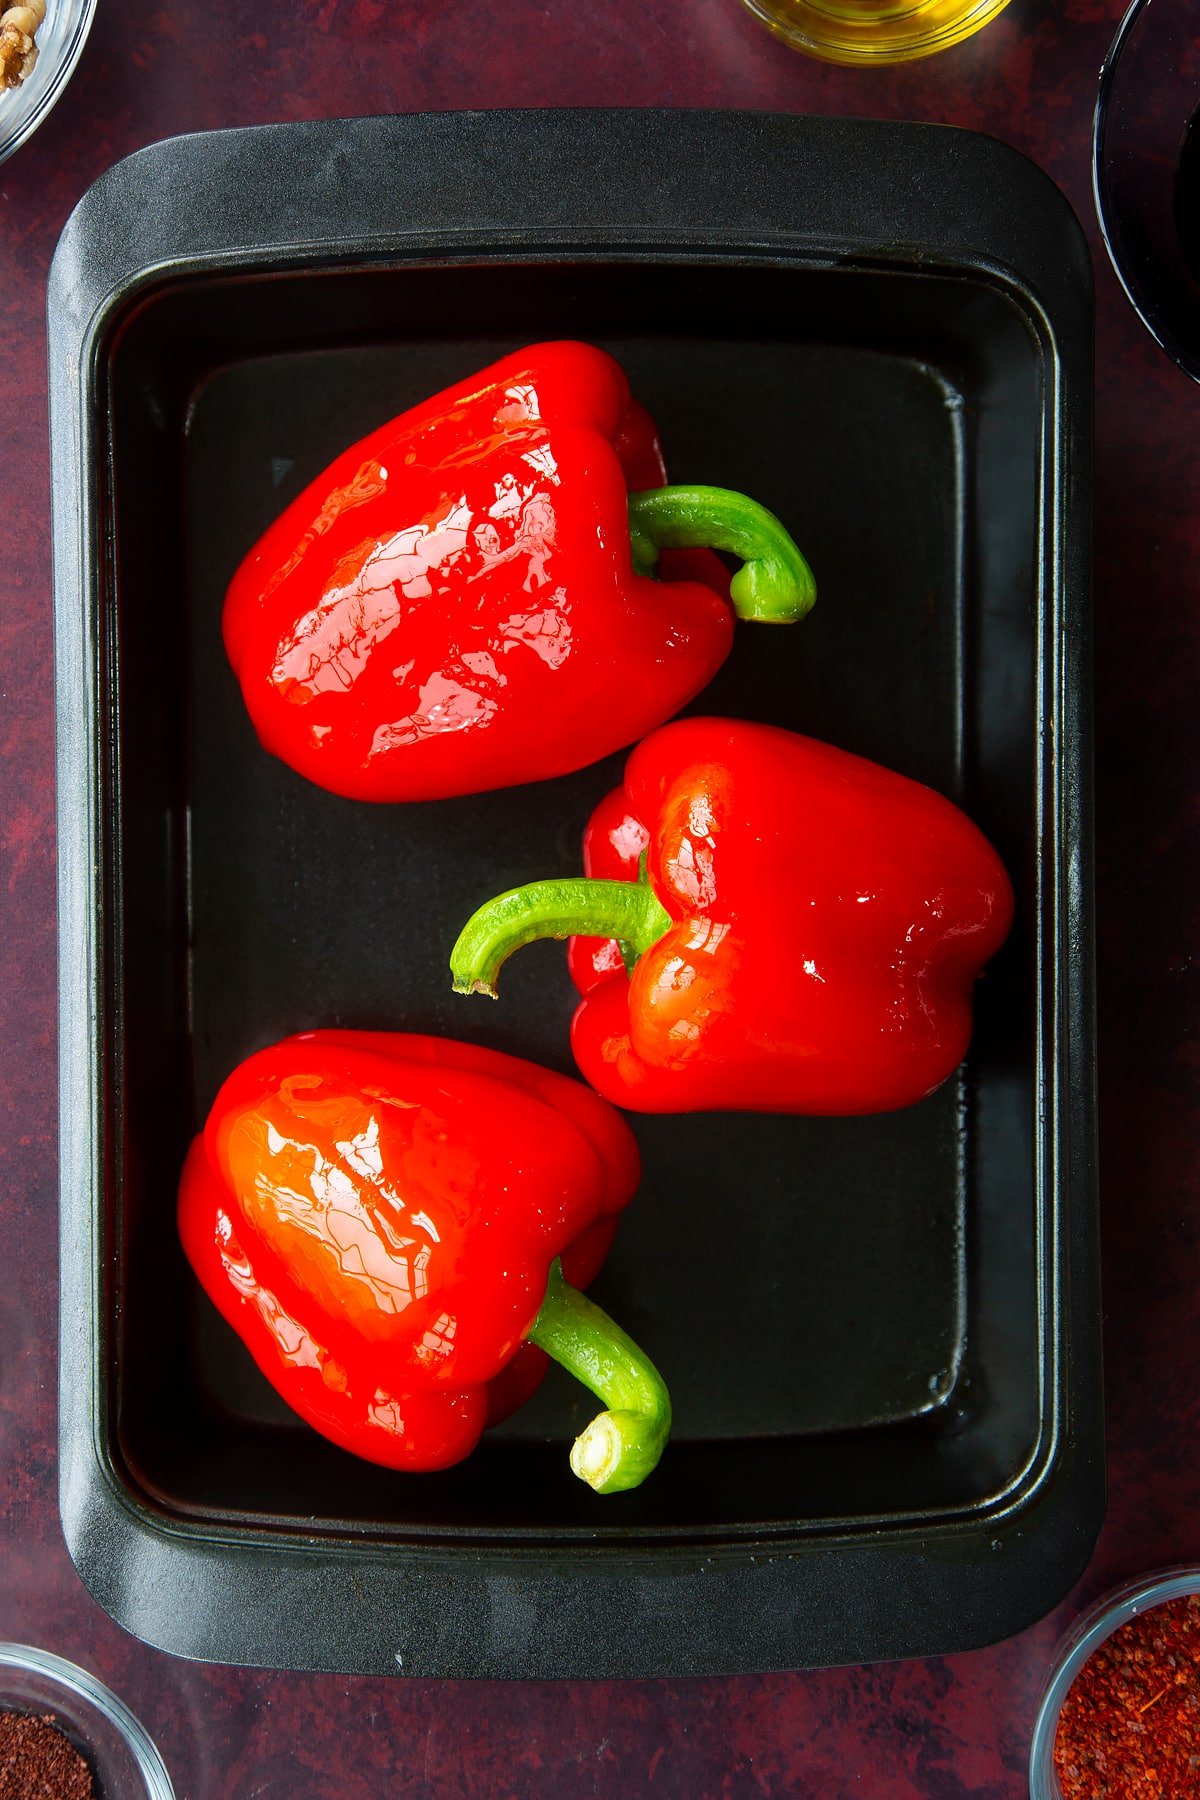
[0,1644,174,1799]
[1029,1567,1200,1799]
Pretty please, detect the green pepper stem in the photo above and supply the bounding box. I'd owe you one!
[450,876,670,998]
[627,484,816,623]
[527,1260,672,1494]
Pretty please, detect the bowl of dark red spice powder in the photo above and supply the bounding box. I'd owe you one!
[0,1644,173,1799]
[1029,1568,1200,1799]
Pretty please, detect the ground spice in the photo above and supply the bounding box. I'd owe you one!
[1053,1592,1200,1798]
[0,1709,96,1800]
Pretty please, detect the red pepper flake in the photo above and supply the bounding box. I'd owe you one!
[0,1708,97,1799]
[1053,1592,1200,1799]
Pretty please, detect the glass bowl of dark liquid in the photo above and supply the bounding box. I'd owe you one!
[1095,0,1200,380]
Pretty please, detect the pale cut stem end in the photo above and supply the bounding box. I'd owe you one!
[570,1415,623,1491]
[569,1410,665,1495]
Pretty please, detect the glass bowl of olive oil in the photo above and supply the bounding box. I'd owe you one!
[738,0,1012,66]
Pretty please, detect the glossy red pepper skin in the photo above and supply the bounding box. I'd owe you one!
[569,719,1014,1112]
[222,341,734,802]
[178,1031,639,1472]
[454,718,1014,1115]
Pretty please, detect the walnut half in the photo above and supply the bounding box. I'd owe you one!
[0,0,46,91]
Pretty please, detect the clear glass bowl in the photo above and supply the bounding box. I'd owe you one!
[0,1643,175,1799]
[0,0,97,166]
[1028,1566,1200,1799]
[1093,0,1200,381]
[737,0,1013,67]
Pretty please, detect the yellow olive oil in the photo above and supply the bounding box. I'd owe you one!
[741,0,1013,65]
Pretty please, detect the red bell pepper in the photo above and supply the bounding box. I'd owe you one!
[223,341,815,801]
[450,717,1014,1114]
[178,1031,671,1492]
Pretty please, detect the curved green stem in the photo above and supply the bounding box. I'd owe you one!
[528,1260,672,1494]
[450,876,670,998]
[628,484,816,623]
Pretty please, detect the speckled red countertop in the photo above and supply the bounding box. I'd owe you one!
[2,1,1198,1794]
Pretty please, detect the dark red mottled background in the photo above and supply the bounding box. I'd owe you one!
[2,1,1198,1795]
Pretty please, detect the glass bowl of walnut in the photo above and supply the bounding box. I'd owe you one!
[0,0,96,165]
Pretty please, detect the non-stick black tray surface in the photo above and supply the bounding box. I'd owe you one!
[51,110,1099,1680]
